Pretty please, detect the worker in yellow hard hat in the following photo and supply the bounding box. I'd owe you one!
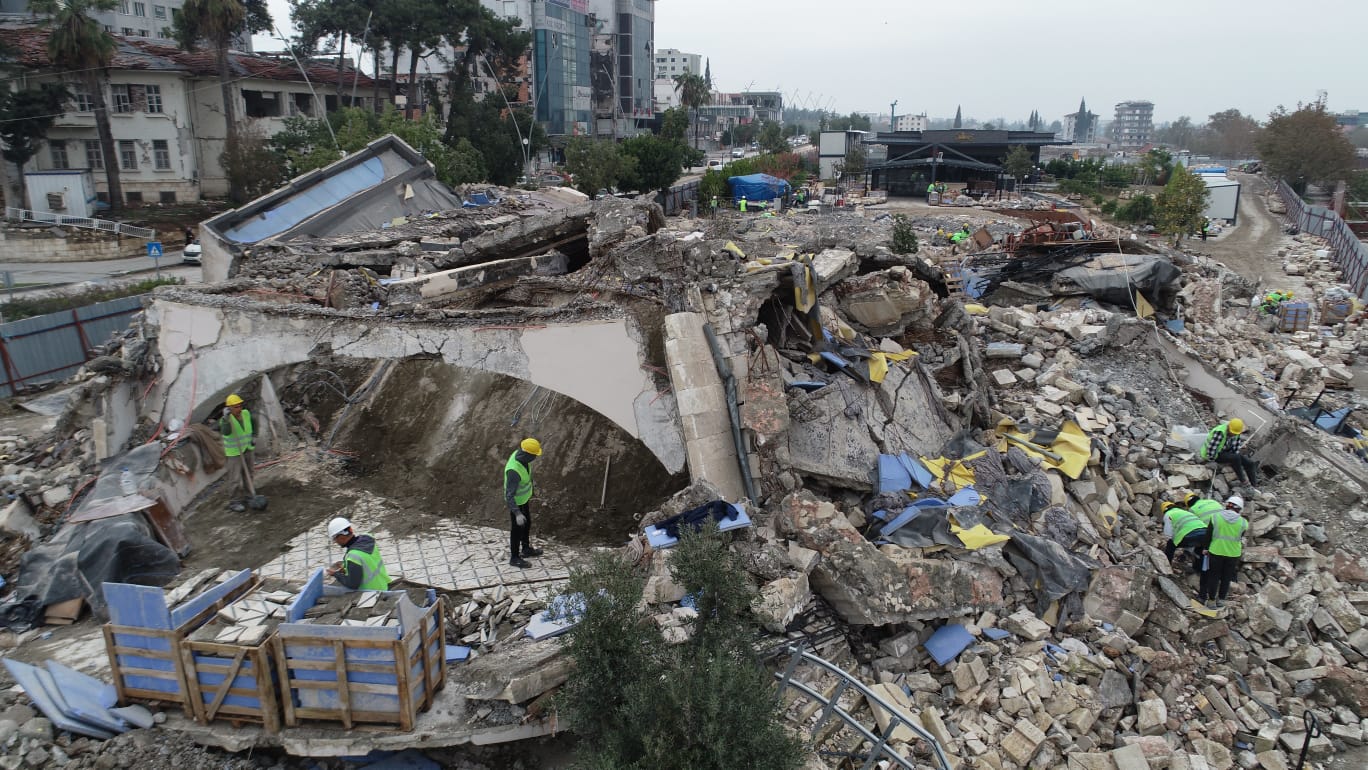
[1200,416,1258,489]
[504,438,544,568]
[219,393,264,511]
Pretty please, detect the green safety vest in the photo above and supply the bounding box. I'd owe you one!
[505,452,533,506]
[1166,508,1205,545]
[220,409,254,457]
[739,199,747,212]
[1200,425,1230,461]
[1208,515,1248,557]
[1189,499,1223,526]
[927,184,936,193]
[344,538,391,591]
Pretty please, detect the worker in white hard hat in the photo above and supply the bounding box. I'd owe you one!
[1197,496,1249,611]
[218,393,262,512]
[325,517,391,591]
[504,438,545,568]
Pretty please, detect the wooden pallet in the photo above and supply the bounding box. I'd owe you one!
[181,635,283,732]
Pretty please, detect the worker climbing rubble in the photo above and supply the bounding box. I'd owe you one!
[1161,499,1209,573]
[505,438,545,568]
[218,393,265,512]
[325,516,391,591]
[1200,416,1259,489]
[1197,495,1249,610]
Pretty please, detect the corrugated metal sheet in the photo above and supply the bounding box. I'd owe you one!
[0,295,143,398]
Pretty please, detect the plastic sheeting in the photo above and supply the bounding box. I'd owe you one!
[1003,530,1098,614]
[728,173,792,202]
[1055,253,1181,307]
[0,514,179,630]
[222,158,386,243]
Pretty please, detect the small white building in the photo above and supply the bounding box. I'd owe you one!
[894,113,928,132]
[1200,174,1241,224]
[23,170,99,217]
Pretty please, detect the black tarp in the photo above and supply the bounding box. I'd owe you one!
[1055,254,1182,307]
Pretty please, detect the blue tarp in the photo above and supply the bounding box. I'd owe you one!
[728,173,792,202]
[222,158,386,243]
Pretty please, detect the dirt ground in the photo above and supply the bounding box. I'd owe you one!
[1197,173,1287,286]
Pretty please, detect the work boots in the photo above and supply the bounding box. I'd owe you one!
[509,557,531,568]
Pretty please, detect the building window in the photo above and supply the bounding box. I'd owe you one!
[85,140,104,170]
[72,89,93,112]
[242,90,282,118]
[159,190,176,204]
[291,92,312,116]
[170,7,178,20]
[119,140,137,170]
[137,28,148,37]
[118,0,129,13]
[121,27,134,36]
[50,140,70,169]
[153,4,165,18]
[111,84,132,113]
[125,191,143,204]
[104,25,114,33]
[133,2,145,16]
[95,192,109,204]
[152,139,170,170]
[145,84,162,113]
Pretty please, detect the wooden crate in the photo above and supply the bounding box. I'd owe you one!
[273,593,445,731]
[180,636,282,732]
[102,570,258,715]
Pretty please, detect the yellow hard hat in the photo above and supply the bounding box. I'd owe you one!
[1183,492,1198,506]
[520,438,542,456]
[1228,418,1245,435]
[225,394,244,407]
[1160,501,1176,512]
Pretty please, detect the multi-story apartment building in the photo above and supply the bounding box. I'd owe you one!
[894,113,928,132]
[654,48,699,79]
[1112,100,1154,148]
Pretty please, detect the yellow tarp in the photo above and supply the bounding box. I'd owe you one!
[920,453,983,490]
[1134,291,1154,320]
[868,350,918,384]
[964,303,990,315]
[723,241,746,259]
[999,420,1091,480]
[951,522,1011,550]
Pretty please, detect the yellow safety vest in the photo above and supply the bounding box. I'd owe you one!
[220,409,254,457]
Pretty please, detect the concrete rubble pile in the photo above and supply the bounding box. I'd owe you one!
[1,180,1367,770]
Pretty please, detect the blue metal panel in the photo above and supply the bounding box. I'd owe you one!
[190,653,269,711]
[286,568,325,623]
[0,295,142,398]
[170,569,253,628]
[221,158,385,243]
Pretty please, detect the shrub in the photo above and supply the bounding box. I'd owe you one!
[890,214,920,254]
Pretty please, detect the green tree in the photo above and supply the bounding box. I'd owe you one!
[1001,145,1034,186]
[890,214,919,254]
[1156,166,1209,245]
[1136,148,1173,186]
[619,134,684,194]
[175,0,273,202]
[660,106,689,144]
[1256,99,1357,194]
[564,137,635,196]
[673,72,710,150]
[560,527,804,770]
[1100,163,1134,189]
[32,0,122,210]
[219,120,285,201]
[1207,109,1260,159]
[838,145,866,181]
[699,168,727,204]
[1349,171,1368,202]
[0,84,68,208]
[1116,193,1156,223]
[757,121,787,155]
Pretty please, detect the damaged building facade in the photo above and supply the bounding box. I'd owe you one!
[0,132,1367,770]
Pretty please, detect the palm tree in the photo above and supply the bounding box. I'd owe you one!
[176,0,271,202]
[673,73,709,151]
[32,0,123,211]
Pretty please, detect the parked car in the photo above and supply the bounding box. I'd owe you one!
[182,240,202,265]
[706,159,726,171]
[538,173,565,187]
[731,148,745,158]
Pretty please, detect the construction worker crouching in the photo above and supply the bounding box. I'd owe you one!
[1200,417,1259,489]
[326,517,391,591]
[1184,491,1223,527]
[505,438,545,568]
[1161,500,1209,570]
[1198,495,1248,610]
[219,393,264,512]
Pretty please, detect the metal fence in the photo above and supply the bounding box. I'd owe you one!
[656,180,700,217]
[0,295,143,398]
[1276,180,1368,300]
[4,207,157,240]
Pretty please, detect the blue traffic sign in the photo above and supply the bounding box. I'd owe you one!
[147,241,163,258]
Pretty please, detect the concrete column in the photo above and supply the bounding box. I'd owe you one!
[663,312,744,500]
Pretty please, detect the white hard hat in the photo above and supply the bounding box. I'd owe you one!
[327,517,353,538]
[1225,495,1244,510]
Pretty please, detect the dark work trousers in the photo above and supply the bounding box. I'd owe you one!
[1215,450,1258,486]
[1164,528,1209,568]
[1199,554,1241,601]
[510,502,531,560]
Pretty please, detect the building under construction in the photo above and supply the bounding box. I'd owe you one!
[866,129,1066,198]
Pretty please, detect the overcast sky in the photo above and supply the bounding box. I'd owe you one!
[258,0,1367,125]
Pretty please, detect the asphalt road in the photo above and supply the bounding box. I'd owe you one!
[0,251,202,300]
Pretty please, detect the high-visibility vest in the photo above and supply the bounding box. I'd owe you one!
[220,409,254,457]
[739,199,748,212]
[1208,515,1248,557]
[927,184,936,193]
[1189,499,1223,526]
[1166,509,1205,545]
[344,539,391,590]
[505,452,533,506]
[1201,425,1230,460]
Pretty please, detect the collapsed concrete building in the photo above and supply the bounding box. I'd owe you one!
[1,138,1368,769]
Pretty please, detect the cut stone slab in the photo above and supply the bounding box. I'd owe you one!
[992,369,1018,386]
[1136,698,1167,735]
[1110,743,1147,770]
[1098,669,1132,710]
[1001,609,1051,641]
[1000,718,1046,766]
